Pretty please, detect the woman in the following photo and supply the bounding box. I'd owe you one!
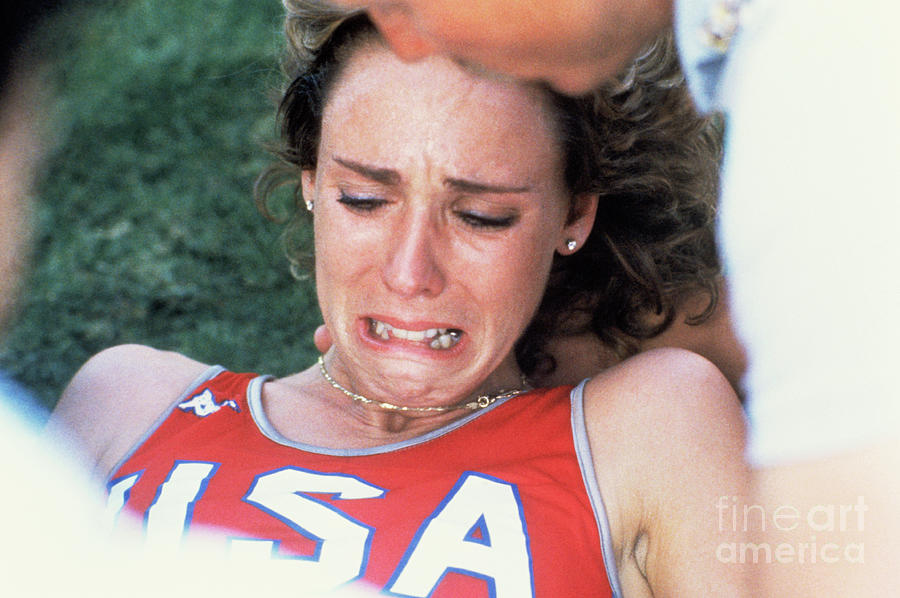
[52,11,749,598]
[293,4,746,394]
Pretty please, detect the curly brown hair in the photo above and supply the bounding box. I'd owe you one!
[256,1,723,377]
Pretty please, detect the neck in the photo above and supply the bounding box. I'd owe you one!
[312,352,529,440]
[316,376,496,447]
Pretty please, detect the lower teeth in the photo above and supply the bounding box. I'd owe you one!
[370,319,460,349]
[429,330,460,350]
[430,335,449,349]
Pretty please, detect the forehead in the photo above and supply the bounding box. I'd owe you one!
[319,45,563,177]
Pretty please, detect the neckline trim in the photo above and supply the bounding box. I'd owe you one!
[246,375,528,457]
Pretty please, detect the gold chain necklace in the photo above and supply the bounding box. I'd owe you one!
[317,355,531,413]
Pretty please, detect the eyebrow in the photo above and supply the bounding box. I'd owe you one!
[333,156,532,194]
[444,177,532,195]
[334,156,401,185]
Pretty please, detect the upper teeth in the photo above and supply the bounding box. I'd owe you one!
[371,319,461,349]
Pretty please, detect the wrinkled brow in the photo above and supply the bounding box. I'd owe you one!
[333,156,532,194]
[333,156,400,185]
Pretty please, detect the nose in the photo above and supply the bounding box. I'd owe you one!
[368,6,437,61]
[381,210,445,297]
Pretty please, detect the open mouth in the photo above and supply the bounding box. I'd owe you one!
[368,318,463,350]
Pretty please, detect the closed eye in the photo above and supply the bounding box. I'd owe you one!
[455,210,518,230]
[338,191,387,213]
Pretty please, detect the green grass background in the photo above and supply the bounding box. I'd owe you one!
[1,0,321,411]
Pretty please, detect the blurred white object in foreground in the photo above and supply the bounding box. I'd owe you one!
[0,399,378,598]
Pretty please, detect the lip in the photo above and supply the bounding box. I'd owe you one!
[356,315,467,358]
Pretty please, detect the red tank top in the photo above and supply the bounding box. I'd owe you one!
[108,368,620,597]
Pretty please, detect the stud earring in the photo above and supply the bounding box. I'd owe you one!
[566,239,577,252]
[305,199,314,212]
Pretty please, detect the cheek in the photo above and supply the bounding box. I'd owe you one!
[314,209,381,277]
[312,218,371,318]
[476,236,557,327]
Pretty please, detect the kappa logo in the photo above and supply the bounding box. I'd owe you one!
[177,389,240,417]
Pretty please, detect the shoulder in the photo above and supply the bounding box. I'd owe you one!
[640,285,748,395]
[582,348,750,594]
[584,347,747,488]
[49,344,212,477]
[583,348,746,501]
[584,347,742,426]
[63,344,210,396]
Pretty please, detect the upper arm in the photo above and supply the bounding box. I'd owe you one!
[583,348,751,597]
[48,344,209,478]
